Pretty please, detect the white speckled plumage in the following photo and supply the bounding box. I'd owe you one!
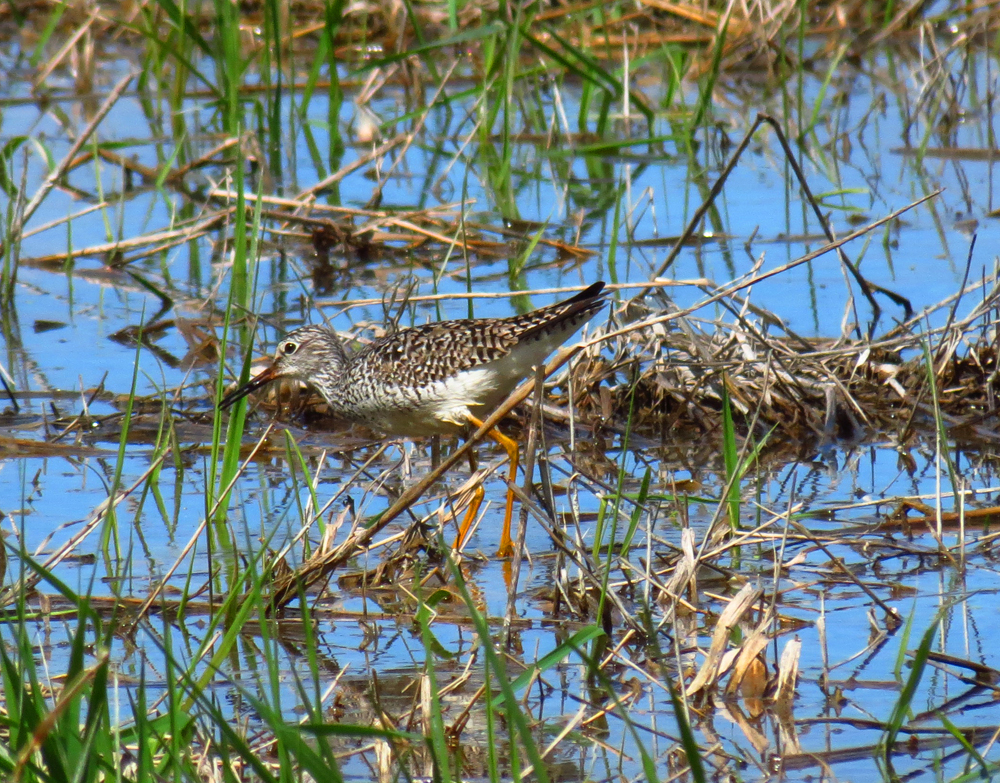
[220,282,607,436]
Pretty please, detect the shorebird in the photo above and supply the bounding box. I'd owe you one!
[219,281,607,556]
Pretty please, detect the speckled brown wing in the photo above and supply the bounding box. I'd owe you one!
[348,282,607,389]
[351,321,517,389]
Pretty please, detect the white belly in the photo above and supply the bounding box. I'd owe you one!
[356,366,510,436]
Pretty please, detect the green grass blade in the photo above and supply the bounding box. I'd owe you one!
[882,612,940,765]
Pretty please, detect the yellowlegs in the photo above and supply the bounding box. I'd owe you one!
[219,282,607,556]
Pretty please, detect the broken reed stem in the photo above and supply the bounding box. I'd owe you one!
[17,213,227,266]
[8,72,133,247]
[296,132,408,198]
[596,189,940,352]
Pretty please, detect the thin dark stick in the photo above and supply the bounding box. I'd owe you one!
[645,113,914,337]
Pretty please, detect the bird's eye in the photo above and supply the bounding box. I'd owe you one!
[282,341,298,355]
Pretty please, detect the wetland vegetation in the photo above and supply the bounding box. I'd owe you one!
[1,0,1000,780]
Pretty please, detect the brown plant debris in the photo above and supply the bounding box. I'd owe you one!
[576,267,1000,451]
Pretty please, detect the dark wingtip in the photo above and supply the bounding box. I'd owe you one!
[578,281,606,301]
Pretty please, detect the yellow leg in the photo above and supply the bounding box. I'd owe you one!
[454,484,484,552]
[467,414,520,558]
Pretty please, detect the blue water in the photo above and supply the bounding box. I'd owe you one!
[2,37,1000,781]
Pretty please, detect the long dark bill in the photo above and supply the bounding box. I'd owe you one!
[218,365,280,410]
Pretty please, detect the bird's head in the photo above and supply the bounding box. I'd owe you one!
[218,325,348,410]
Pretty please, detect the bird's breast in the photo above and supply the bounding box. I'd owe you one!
[338,366,508,436]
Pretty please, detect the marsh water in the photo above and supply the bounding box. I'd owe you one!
[2,9,1000,781]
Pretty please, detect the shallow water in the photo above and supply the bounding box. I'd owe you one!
[2,15,1000,780]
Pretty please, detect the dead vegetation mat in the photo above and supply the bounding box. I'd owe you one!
[6,0,1000,84]
[572,270,1000,451]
